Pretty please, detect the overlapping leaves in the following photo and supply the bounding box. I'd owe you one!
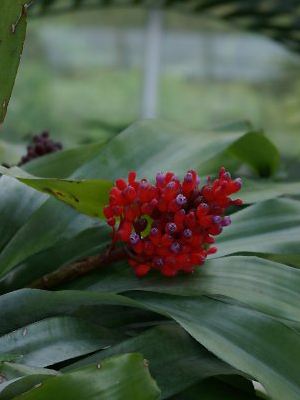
[1,120,300,399]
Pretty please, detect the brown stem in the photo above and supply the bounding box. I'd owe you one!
[28,247,127,290]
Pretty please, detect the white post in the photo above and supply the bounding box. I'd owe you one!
[141,8,163,119]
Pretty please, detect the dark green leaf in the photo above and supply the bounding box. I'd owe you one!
[0,1,27,123]
[64,324,238,399]
[0,316,121,367]
[130,293,300,400]
[12,353,161,400]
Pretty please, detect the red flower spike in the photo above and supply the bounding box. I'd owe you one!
[104,168,242,277]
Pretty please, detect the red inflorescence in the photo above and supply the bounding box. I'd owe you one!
[104,168,242,278]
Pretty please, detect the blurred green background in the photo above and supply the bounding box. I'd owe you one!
[2,7,300,157]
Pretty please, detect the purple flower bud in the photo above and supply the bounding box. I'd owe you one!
[234,178,243,189]
[184,172,193,183]
[176,194,187,206]
[224,172,231,180]
[166,181,176,190]
[183,228,192,239]
[166,222,177,234]
[140,180,149,190]
[196,175,200,185]
[156,172,165,185]
[199,203,209,212]
[150,227,159,236]
[129,232,140,245]
[212,215,222,224]
[153,257,164,268]
[222,216,231,227]
[170,242,181,254]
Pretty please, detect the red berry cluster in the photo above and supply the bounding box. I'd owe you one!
[104,168,242,277]
[18,131,63,166]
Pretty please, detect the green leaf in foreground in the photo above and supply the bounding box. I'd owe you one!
[12,353,160,400]
[130,293,300,400]
[0,166,112,218]
[0,1,28,124]
[0,316,121,367]
[64,324,238,399]
[1,289,300,400]
[74,255,300,324]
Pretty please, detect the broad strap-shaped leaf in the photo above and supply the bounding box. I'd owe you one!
[0,194,99,278]
[0,290,136,336]
[0,166,112,219]
[11,353,161,400]
[0,176,47,253]
[0,316,122,367]
[64,324,239,399]
[1,289,300,400]
[0,1,28,124]
[129,292,300,400]
[215,198,300,258]
[240,178,300,204]
[74,120,279,179]
[0,225,110,294]
[71,256,300,324]
[0,363,58,399]
[23,141,112,178]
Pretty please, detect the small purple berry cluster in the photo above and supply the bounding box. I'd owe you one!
[18,131,63,166]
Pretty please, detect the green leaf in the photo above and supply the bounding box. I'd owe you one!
[0,140,24,164]
[64,324,238,399]
[1,289,300,400]
[0,290,136,336]
[0,225,109,293]
[23,141,111,179]
[71,256,300,324]
[215,198,300,259]
[240,178,300,204]
[0,365,58,400]
[171,377,260,400]
[0,362,57,381]
[0,193,98,278]
[74,120,279,180]
[130,293,300,400]
[0,166,112,219]
[227,131,279,177]
[12,353,161,400]
[0,176,47,253]
[0,316,121,367]
[0,0,28,123]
